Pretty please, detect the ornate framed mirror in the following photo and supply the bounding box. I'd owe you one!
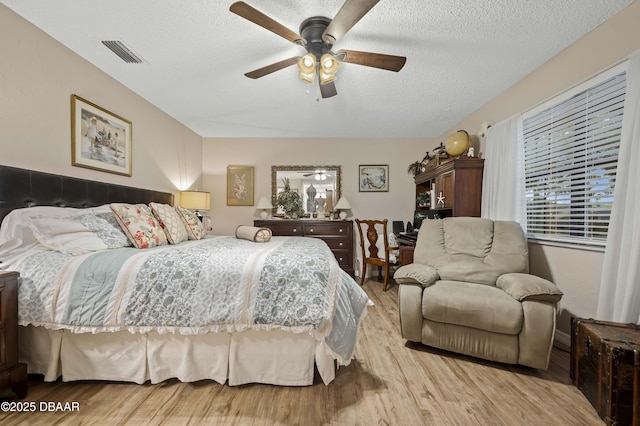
[271,165,341,217]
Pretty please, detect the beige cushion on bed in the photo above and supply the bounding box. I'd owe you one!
[235,225,272,242]
[175,206,205,240]
[110,203,168,249]
[149,202,188,244]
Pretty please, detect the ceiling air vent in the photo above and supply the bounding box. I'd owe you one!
[101,40,144,64]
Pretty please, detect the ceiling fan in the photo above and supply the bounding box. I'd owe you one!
[229,0,407,98]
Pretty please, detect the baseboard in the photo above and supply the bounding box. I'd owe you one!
[554,329,571,352]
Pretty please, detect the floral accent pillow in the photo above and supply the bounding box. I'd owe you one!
[149,202,189,245]
[110,203,168,249]
[175,205,205,240]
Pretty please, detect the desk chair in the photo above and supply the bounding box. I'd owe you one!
[355,219,399,291]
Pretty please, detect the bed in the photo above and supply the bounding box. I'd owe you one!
[0,165,370,386]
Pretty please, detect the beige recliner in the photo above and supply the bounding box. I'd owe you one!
[394,217,563,370]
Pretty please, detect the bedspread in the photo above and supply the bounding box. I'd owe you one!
[15,236,369,362]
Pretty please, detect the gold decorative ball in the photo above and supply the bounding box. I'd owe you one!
[445,130,470,156]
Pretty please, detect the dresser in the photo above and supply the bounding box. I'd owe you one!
[254,219,354,277]
[0,271,28,398]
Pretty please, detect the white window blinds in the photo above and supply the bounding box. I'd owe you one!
[523,66,626,247]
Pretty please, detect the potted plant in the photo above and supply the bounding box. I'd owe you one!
[276,178,304,218]
[416,192,430,207]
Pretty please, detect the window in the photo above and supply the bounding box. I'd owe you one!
[522,64,627,247]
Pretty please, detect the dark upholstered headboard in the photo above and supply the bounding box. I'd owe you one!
[0,165,174,223]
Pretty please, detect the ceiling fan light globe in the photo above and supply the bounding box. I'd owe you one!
[298,53,316,83]
[320,53,339,74]
[297,53,316,74]
[320,70,336,85]
[299,71,315,83]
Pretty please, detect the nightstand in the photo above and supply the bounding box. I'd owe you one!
[0,271,27,399]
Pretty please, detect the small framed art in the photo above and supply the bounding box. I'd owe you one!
[359,165,389,192]
[71,95,132,176]
[227,165,254,206]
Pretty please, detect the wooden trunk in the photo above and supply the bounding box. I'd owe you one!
[570,318,640,426]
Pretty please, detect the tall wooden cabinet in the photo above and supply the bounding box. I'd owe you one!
[400,158,484,267]
[414,157,484,219]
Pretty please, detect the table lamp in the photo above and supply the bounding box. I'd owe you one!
[256,196,273,219]
[180,190,211,221]
[334,197,351,220]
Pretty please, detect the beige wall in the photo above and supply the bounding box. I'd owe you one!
[429,0,640,340]
[0,5,202,196]
[202,138,427,238]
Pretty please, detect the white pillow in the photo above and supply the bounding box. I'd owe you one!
[29,217,108,255]
[0,205,113,243]
[0,205,126,263]
[0,206,83,248]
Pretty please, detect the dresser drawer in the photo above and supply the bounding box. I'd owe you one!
[332,249,352,268]
[265,223,303,236]
[315,236,349,251]
[302,222,350,236]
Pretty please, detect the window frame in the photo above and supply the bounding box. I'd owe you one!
[521,62,628,249]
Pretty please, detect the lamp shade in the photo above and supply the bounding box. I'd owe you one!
[256,196,273,209]
[334,197,351,210]
[180,191,211,211]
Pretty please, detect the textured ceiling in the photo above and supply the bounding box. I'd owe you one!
[1,0,632,138]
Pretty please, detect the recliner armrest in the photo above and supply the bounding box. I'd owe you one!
[393,264,439,287]
[496,273,563,303]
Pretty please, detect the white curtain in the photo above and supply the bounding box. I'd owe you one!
[480,115,527,231]
[597,51,640,324]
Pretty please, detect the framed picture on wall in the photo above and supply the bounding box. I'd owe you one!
[71,94,132,176]
[359,165,389,192]
[227,165,254,206]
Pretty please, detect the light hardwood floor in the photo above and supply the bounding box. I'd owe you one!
[0,279,601,426]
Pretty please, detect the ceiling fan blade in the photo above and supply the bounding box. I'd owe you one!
[319,81,338,99]
[230,2,302,44]
[244,57,300,79]
[337,49,406,72]
[322,0,380,44]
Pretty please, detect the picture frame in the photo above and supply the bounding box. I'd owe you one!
[227,165,254,206]
[71,95,132,176]
[359,165,389,192]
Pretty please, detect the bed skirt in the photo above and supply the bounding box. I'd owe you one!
[18,325,336,386]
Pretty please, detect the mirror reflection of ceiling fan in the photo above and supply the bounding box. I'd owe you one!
[298,170,329,180]
[229,0,407,98]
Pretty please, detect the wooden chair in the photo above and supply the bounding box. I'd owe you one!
[355,219,399,291]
